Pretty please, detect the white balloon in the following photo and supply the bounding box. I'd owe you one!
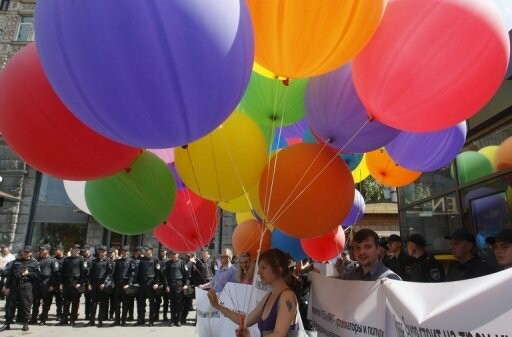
[63,180,91,215]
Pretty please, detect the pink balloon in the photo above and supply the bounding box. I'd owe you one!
[301,228,346,261]
[148,148,175,164]
[353,0,510,132]
[154,189,217,252]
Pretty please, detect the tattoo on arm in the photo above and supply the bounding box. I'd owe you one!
[286,299,292,312]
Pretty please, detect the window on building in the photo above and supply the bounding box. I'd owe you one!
[16,16,34,42]
[0,0,10,11]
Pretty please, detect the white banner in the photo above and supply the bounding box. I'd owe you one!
[310,268,512,337]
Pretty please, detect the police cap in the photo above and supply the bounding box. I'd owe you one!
[485,229,512,245]
[39,244,51,251]
[120,245,130,251]
[97,245,107,251]
[143,245,153,251]
[107,247,115,253]
[388,234,402,243]
[22,245,33,253]
[444,228,474,244]
[136,246,144,251]
[407,234,426,248]
[72,244,81,249]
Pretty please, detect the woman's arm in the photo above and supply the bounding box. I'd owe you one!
[264,290,298,337]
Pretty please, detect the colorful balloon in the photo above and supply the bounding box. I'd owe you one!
[366,149,421,187]
[353,0,510,132]
[301,228,346,262]
[495,137,512,171]
[454,151,493,185]
[352,155,371,184]
[259,143,354,238]
[154,189,217,252]
[341,190,365,228]
[306,63,399,153]
[478,146,499,171]
[236,212,256,224]
[36,1,254,148]
[175,112,267,202]
[385,122,467,172]
[148,148,174,165]
[232,220,271,260]
[239,72,308,127]
[277,119,308,144]
[247,0,386,78]
[63,180,91,215]
[85,151,176,235]
[271,230,307,261]
[0,43,139,180]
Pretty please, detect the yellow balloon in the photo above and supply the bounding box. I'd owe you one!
[478,146,499,171]
[352,154,370,184]
[175,112,267,202]
[219,192,252,213]
[253,63,285,80]
[236,212,256,224]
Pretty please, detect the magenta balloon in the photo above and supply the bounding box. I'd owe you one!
[353,0,510,132]
[341,190,365,228]
[149,148,174,164]
[386,122,467,172]
[306,63,399,153]
[35,1,254,148]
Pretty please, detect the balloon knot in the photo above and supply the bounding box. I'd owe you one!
[282,78,290,86]
[368,114,375,122]
[181,144,188,149]
[326,137,333,143]
[125,167,132,174]
[163,221,167,225]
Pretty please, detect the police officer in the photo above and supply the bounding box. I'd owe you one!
[135,245,165,327]
[183,253,200,322]
[154,247,169,322]
[129,246,143,322]
[165,251,188,327]
[52,244,65,322]
[386,234,414,281]
[112,245,136,326]
[406,234,445,282]
[196,249,216,286]
[86,245,115,327]
[58,244,86,326]
[31,245,58,325]
[81,245,94,321]
[106,247,117,321]
[0,245,40,332]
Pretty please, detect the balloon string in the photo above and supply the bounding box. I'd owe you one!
[208,135,225,202]
[184,147,205,198]
[269,117,372,226]
[182,187,206,247]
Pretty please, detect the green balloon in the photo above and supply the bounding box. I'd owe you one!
[85,151,176,234]
[453,151,493,185]
[239,71,308,127]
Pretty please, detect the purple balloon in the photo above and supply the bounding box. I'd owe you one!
[385,122,467,172]
[276,118,308,140]
[35,1,254,148]
[168,163,185,190]
[306,63,399,153]
[341,190,365,228]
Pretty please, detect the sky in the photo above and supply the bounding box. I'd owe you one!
[492,0,512,31]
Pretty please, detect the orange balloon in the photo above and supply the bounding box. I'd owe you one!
[366,148,421,187]
[495,137,512,171]
[259,143,354,238]
[247,0,387,78]
[232,220,271,260]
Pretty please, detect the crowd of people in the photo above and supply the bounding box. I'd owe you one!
[0,226,510,335]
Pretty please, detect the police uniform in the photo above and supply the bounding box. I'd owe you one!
[129,246,143,322]
[164,253,188,327]
[446,256,496,281]
[58,244,86,326]
[52,245,65,322]
[154,251,169,322]
[86,246,115,327]
[31,245,59,325]
[135,246,166,326]
[112,246,136,326]
[81,245,94,321]
[1,246,40,332]
[196,255,216,285]
[184,255,200,319]
[409,252,445,282]
[386,251,415,281]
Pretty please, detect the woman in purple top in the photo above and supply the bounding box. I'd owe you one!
[208,248,298,337]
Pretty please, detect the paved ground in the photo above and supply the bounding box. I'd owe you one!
[0,299,198,337]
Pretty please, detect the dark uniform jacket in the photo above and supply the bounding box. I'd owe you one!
[113,257,136,283]
[136,256,166,286]
[37,256,59,288]
[386,251,415,281]
[60,256,86,285]
[5,258,40,288]
[409,253,445,282]
[164,259,188,292]
[446,256,496,281]
[196,258,216,284]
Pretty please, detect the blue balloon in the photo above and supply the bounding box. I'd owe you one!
[271,229,307,261]
[385,122,467,172]
[341,190,365,228]
[270,134,288,152]
[341,153,363,171]
[35,1,254,148]
[302,129,317,143]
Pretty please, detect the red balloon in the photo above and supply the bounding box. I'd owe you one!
[353,0,510,132]
[154,189,217,252]
[232,219,271,260]
[301,228,345,261]
[0,43,140,180]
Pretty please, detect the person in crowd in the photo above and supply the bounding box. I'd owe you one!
[58,244,86,326]
[81,245,94,321]
[164,251,188,327]
[135,245,165,327]
[406,234,445,282]
[183,252,200,323]
[52,244,65,322]
[335,251,358,278]
[30,245,58,325]
[199,248,237,293]
[378,237,392,265]
[341,229,401,281]
[86,245,115,327]
[196,248,216,287]
[155,247,169,322]
[112,245,136,326]
[237,252,255,285]
[386,234,414,281]
[0,246,40,332]
[445,228,496,281]
[0,246,15,270]
[486,229,512,270]
[128,246,144,322]
[207,248,298,337]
